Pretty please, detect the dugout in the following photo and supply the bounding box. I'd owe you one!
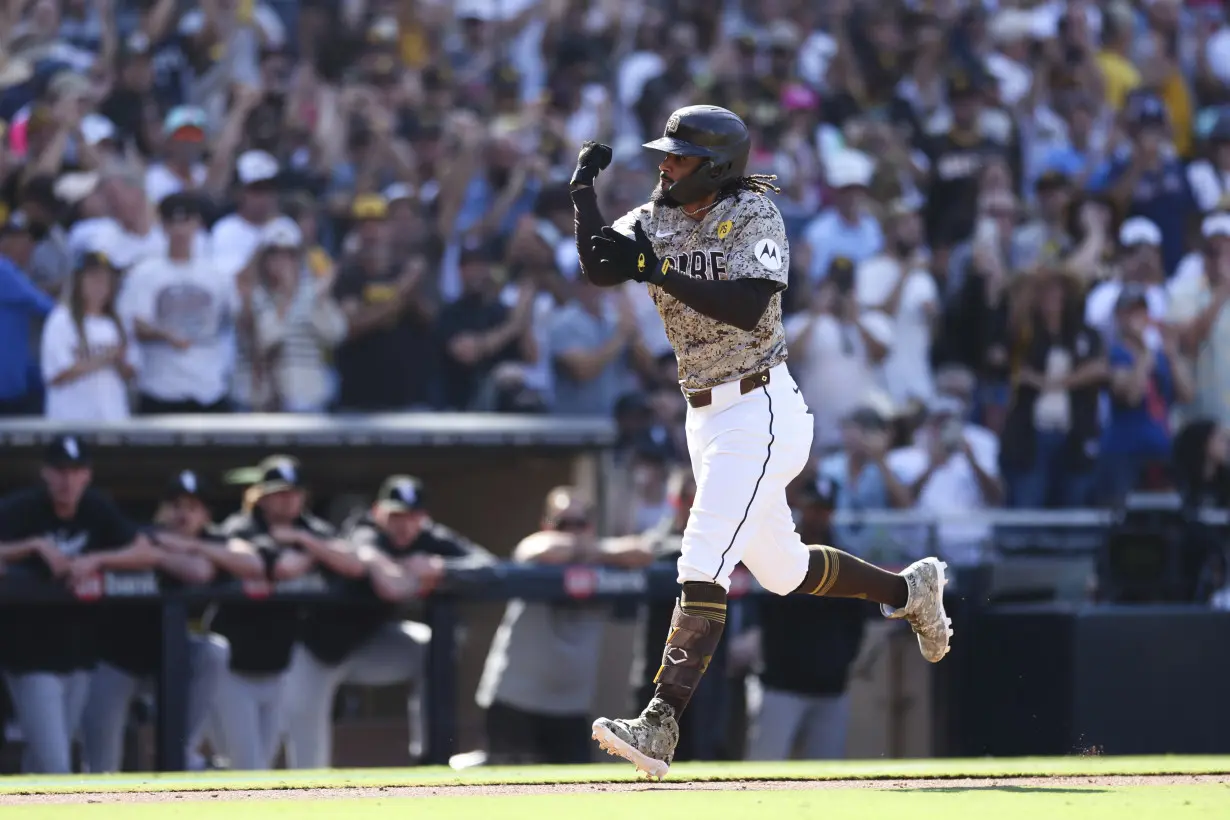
[0,414,616,761]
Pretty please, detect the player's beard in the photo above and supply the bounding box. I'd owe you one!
[651,175,683,209]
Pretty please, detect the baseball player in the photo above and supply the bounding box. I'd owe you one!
[572,105,953,779]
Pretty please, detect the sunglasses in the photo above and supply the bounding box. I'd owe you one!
[553,517,590,533]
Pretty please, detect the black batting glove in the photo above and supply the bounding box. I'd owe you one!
[592,222,669,285]
[570,141,613,187]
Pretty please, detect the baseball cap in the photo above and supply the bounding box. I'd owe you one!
[383,183,415,205]
[224,455,304,497]
[80,114,117,147]
[1035,169,1069,191]
[164,106,208,140]
[44,434,91,467]
[260,216,303,250]
[1126,92,1167,128]
[54,171,100,205]
[826,150,874,189]
[1,209,30,236]
[237,150,279,186]
[158,191,202,222]
[166,469,206,500]
[75,250,115,273]
[846,406,888,431]
[1202,212,1230,239]
[351,193,389,221]
[799,474,839,509]
[375,475,426,513]
[1119,217,1162,247]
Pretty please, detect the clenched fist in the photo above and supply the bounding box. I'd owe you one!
[570,141,613,187]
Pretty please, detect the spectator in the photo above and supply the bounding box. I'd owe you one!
[1086,217,1170,346]
[1172,419,1230,509]
[331,201,434,411]
[1000,271,1107,509]
[21,174,73,298]
[820,406,914,554]
[1186,109,1230,213]
[285,474,494,769]
[1169,213,1230,427]
[1101,286,1195,502]
[548,276,639,417]
[118,192,234,414]
[476,486,652,764]
[803,149,882,288]
[40,250,138,421]
[436,242,534,411]
[211,150,284,279]
[890,396,1003,565]
[748,474,868,761]
[80,469,235,774]
[211,455,362,771]
[787,258,893,453]
[0,436,155,773]
[1088,92,1194,276]
[854,198,938,407]
[231,218,347,412]
[0,212,54,416]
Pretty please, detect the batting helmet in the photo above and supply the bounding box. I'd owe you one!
[643,105,750,205]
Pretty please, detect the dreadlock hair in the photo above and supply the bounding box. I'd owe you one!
[727,174,782,198]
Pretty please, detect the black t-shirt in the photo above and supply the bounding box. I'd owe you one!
[435,293,517,410]
[0,485,138,673]
[921,130,1005,248]
[332,265,434,410]
[209,510,334,675]
[300,519,491,665]
[94,524,227,677]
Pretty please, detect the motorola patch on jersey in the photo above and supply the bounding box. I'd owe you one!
[752,238,783,271]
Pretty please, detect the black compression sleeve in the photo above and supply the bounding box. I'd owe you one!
[571,185,628,287]
[659,273,778,332]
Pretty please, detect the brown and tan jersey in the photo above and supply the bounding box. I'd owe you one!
[612,190,790,391]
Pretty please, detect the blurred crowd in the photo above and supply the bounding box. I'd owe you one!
[0,0,1229,524]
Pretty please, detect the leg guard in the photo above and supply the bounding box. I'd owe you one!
[652,582,726,716]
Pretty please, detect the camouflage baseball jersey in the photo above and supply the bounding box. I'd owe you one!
[612,190,790,391]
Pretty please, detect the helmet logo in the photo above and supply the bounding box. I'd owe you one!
[637,253,646,272]
[661,258,670,275]
[666,113,680,134]
[717,220,733,239]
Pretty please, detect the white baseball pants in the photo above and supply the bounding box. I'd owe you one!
[282,621,431,769]
[79,634,230,773]
[2,670,91,773]
[747,688,851,760]
[214,669,287,770]
[679,362,813,596]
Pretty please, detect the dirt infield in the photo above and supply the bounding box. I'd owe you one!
[5,773,1227,804]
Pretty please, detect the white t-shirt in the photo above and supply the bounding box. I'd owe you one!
[40,306,139,421]
[87,219,211,271]
[856,255,938,405]
[117,255,238,404]
[211,214,269,279]
[145,163,208,208]
[888,424,1000,564]
[785,310,895,451]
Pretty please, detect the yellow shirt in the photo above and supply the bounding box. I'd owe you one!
[1097,50,1141,110]
[1157,70,1194,157]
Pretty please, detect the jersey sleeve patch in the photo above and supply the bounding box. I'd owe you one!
[751,237,784,271]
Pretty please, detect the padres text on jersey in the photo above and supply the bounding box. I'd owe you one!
[612,190,790,391]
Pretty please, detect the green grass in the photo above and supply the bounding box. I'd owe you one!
[3,784,1230,820]
[2,756,1229,794]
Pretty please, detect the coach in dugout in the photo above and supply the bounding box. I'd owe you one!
[284,474,495,769]
[80,470,259,773]
[475,486,653,764]
[0,435,159,773]
[210,455,366,770]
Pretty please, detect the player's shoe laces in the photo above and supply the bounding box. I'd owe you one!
[591,697,679,780]
[882,557,952,662]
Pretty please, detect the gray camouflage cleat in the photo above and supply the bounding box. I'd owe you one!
[882,557,953,662]
[591,697,679,780]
